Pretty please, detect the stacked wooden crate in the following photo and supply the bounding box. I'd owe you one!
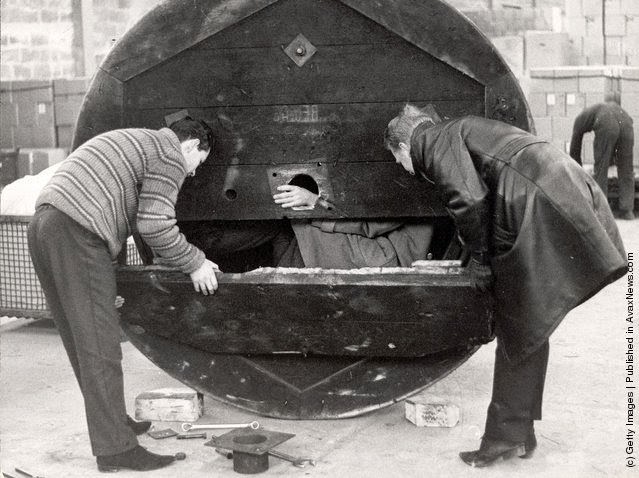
[527,66,639,167]
[564,0,639,66]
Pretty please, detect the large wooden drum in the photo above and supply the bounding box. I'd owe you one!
[75,0,531,419]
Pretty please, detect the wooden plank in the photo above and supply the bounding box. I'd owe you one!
[127,43,482,109]
[342,0,532,130]
[95,0,531,129]
[101,0,279,82]
[195,0,401,48]
[126,101,483,166]
[122,323,483,419]
[174,161,448,220]
[116,266,493,357]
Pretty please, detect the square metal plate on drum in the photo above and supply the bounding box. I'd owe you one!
[284,34,317,67]
[205,428,296,455]
[266,162,338,216]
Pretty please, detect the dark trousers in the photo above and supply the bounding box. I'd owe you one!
[484,339,550,443]
[28,205,137,456]
[593,121,635,212]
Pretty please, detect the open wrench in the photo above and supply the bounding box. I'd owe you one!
[181,421,260,432]
[268,449,316,468]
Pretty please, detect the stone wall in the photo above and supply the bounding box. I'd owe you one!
[564,0,639,65]
[1,0,76,80]
[0,0,159,81]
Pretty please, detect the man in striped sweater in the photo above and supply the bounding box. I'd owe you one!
[27,117,219,472]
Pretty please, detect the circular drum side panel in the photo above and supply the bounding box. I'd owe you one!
[123,322,479,419]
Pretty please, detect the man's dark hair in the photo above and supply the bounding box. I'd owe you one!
[169,117,214,151]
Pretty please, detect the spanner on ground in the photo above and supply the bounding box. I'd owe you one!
[268,449,316,468]
[181,421,260,432]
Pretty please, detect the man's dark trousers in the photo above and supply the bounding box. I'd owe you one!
[593,118,635,213]
[28,205,137,456]
[484,339,550,442]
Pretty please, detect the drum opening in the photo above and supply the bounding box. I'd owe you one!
[178,215,459,273]
[287,173,319,195]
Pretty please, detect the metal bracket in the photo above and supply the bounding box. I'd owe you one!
[206,428,296,474]
[284,34,317,67]
[267,162,340,217]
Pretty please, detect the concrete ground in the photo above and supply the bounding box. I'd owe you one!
[1,219,637,478]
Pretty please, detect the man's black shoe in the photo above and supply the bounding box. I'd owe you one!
[97,445,176,472]
[459,431,536,467]
[127,415,152,435]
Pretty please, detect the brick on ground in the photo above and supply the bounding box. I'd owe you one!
[135,387,203,422]
[404,380,461,428]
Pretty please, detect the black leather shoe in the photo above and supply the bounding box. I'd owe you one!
[97,445,175,472]
[459,431,537,467]
[127,415,152,435]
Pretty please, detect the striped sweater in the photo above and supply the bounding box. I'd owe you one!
[36,128,205,274]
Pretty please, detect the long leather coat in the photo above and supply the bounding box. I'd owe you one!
[410,116,627,363]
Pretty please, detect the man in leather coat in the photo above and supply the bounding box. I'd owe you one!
[385,105,627,468]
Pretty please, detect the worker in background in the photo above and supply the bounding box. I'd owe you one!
[570,92,635,220]
[27,117,219,473]
[384,104,626,468]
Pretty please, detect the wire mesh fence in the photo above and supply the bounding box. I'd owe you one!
[0,216,48,318]
[0,215,142,319]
